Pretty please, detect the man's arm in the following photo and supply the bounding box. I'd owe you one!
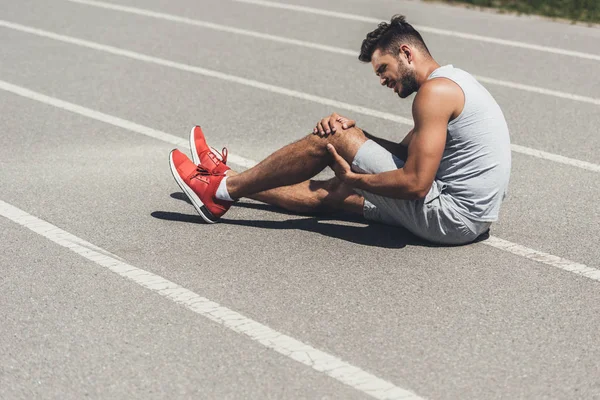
[328,80,458,200]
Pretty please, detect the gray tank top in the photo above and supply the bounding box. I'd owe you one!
[428,65,511,222]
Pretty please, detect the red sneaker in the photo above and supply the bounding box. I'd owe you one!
[169,149,232,223]
[189,126,230,175]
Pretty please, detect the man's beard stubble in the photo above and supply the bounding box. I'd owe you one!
[397,64,419,98]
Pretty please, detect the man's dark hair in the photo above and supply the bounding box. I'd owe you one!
[359,15,431,62]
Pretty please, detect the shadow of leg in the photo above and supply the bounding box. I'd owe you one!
[159,197,458,248]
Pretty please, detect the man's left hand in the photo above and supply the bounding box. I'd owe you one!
[327,144,358,185]
[313,113,355,137]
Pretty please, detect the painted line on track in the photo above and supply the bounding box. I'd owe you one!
[234,0,600,62]
[0,80,255,169]
[2,80,599,284]
[0,199,423,400]
[66,0,357,57]
[1,20,599,173]
[484,236,600,281]
[64,0,600,107]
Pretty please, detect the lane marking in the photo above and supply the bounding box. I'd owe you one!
[510,144,600,173]
[2,80,599,284]
[0,20,407,124]
[484,237,600,281]
[472,76,600,106]
[0,79,256,169]
[1,20,599,174]
[66,0,357,56]
[65,0,600,107]
[234,0,600,62]
[0,200,423,400]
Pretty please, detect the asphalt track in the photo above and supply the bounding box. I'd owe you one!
[1,0,599,399]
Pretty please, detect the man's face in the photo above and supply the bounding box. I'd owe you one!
[371,48,418,98]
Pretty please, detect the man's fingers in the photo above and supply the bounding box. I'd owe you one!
[314,113,350,136]
[329,115,338,133]
[326,143,352,181]
[326,143,337,162]
[321,118,331,134]
[327,143,341,161]
[317,121,326,136]
[342,119,356,129]
[333,115,356,130]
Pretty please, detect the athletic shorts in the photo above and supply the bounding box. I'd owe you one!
[351,140,491,245]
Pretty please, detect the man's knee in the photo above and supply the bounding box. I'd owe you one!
[306,127,367,162]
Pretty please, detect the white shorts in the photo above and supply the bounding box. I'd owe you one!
[351,140,491,245]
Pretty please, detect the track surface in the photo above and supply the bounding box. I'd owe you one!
[1,0,599,399]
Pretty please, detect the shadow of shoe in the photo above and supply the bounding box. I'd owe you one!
[151,210,205,224]
[170,192,192,205]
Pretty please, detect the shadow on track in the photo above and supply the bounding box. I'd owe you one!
[153,192,489,249]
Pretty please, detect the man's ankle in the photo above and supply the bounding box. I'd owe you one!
[215,176,234,202]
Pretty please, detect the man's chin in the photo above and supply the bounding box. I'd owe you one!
[397,87,416,98]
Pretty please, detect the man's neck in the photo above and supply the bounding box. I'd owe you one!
[416,60,442,88]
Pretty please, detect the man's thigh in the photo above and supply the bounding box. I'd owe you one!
[350,139,405,174]
[349,139,416,226]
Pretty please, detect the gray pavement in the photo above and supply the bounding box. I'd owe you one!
[1,0,599,399]
[0,220,366,400]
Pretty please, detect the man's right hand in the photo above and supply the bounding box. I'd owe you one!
[313,113,356,137]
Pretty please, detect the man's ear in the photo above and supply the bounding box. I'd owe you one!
[400,45,412,63]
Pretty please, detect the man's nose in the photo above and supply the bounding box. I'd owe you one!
[380,77,386,85]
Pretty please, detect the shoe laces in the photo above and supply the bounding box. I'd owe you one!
[206,147,228,165]
[220,147,228,164]
[193,164,221,177]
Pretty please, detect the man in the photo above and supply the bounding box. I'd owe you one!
[169,15,511,245]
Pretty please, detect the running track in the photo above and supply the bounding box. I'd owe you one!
[1,0,599,398]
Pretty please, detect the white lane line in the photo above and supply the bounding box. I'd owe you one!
[65,0,600,107]
[0,80,256,170]
[2,80,599,284]
[1,20,599,174]
[66,0,356,56]
[473,76,600,106]
[511,144,600,173]
[0,20,412,123]
[484,237,600,281]
[234,0,600,62]
[0,200,422,400]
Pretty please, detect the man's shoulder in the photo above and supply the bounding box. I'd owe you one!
[414,79,464,118]
[419,77,462,97]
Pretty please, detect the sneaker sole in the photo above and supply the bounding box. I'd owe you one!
[169,150,219,224]
[189,126,222,165]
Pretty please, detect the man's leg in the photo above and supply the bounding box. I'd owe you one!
[362,131,409,162]
[226,128,368,200]
[169,126,368,223]
[230,172,365,215]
